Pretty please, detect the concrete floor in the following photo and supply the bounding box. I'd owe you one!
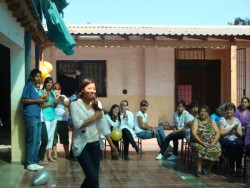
[0,130,250,188]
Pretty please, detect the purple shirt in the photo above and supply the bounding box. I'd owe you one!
[234,107,250,127]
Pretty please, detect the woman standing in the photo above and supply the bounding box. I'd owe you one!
[105,104,120,160]
[39,77,59,162]
[70,78,116,188]
[52,83,70,159]
[119,100,140,161]
[219,102,244,177]
[191,105,221,177]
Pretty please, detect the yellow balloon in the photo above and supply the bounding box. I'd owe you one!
[111,128,122,141]
[40,65,49,78]
[43,61,53,73]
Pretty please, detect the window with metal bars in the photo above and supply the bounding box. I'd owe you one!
[56,60,107,97]
[236,48,246,106]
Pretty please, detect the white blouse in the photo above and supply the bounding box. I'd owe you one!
[105,114,120,129]
[119,110,136,138]
[219,116,241,141]
[70,99,110,156]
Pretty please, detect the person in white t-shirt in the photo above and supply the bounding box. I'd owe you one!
[52,83,70,159]
[134,100,166,159]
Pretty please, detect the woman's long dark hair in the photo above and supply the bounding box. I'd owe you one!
[79,78,101,111]
[42,77,55,98]
[108,104,121,122]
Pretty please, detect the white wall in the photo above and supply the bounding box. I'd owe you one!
[0,1,26,163]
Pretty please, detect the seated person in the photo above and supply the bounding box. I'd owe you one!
[119,100,140,161]
[191,105,221,177]
[186,101,199,142]
[210,104,223,125]
[234,97,250,141]
[134,100,166,159]
[156,100,194,160]
[245,122,250,156]
[219,102,244,177]
[188,101,199,118]
[104,104,120,160]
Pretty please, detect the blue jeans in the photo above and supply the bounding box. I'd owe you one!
[38,122,48,161]
[136,126,165,149]
[77,141,101,188]
[24,116,41,165]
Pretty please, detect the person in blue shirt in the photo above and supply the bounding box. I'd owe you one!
[210,104,224,125]
[21,69,47,171]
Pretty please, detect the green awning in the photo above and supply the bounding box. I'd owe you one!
[35,0,76,55]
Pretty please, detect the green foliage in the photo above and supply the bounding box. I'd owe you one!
[228,17,250,25]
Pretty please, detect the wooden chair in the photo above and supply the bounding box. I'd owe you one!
[243,145,250,178]
[181,138,190,162]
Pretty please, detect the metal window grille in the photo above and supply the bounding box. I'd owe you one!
[56,60,107,97]
[175,48,205,105]
[237,48,246,106]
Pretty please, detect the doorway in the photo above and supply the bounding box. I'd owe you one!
[0,43,11,162]
[175,59,221,112]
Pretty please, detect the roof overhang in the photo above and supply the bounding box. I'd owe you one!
[5,0,48,44]
[55,24,250,48]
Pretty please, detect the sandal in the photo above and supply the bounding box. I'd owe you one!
[111,152,119,160]
[38,160,48,165]
[48,158,56,162]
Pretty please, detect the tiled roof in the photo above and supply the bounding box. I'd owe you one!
[67,24,250,36]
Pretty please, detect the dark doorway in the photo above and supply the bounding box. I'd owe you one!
[0,43,11,162]
[175,60,221,112]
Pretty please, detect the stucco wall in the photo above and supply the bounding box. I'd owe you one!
[43,47,175,125]
[43,46,250,125]
[1,1,26,163]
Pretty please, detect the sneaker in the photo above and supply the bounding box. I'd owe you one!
[195,170,202,177]
[155,153,163,160]
[66,157,78,161]
[167,155,178,161]
[202,168,211,175]
[35,163,44,170]
[26,164,38,171]
[236,170,242,177]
